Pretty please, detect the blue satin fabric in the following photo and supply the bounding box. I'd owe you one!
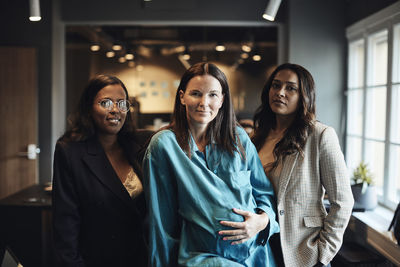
[143,127,279,266]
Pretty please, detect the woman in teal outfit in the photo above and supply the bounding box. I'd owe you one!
[143,62,279,266]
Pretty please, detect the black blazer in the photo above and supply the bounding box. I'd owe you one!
[52,137,147,267]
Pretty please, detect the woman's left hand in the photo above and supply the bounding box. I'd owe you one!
[218,208,269,245]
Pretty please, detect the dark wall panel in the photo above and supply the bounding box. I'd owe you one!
[0,0,53,183]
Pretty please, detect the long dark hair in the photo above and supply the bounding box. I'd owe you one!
[59,75,140,164]
[168,62,243,158]
[252,63,316,170]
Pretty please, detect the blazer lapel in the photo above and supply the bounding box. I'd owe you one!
[277,152,299,203]
[82,138,137,212]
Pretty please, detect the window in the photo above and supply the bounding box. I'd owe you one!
[389,23,400,203]
[346,3,400,209]
[346,40,364,172]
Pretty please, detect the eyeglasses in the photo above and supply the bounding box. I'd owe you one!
[97,99,130,112]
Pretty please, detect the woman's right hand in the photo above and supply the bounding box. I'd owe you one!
[218,208,269,245]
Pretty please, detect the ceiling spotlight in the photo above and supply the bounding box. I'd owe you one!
[182,46,191,60]
[90,44,101,52]
[106,51,115,58]
[112,44,123,51]
[241,44,252,53]
[262,0,282,21]
[128,61,135,68]
[118,57,126,63]
[125,53,134,60]
[215,43,226,52]
[253,54,262,61]
[241,53,249,59]
[29,0,41,21]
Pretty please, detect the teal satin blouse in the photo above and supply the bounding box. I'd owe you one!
[143,127,279,267]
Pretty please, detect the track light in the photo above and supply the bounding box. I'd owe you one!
[215,43,226,52]
[125,53,134,60]
[253,54,262,61]
[112,44,123,51]
[118,57,127,63]
[182,53,190,60]
[106,51,115,58]
[241,44,252,53]
[29,0,41,22]
[182,46,191,60]
[90,44,101,52]
[262,0,282,21]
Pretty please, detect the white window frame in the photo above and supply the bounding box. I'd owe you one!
[346,2,400,210]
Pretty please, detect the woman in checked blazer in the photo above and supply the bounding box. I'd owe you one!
[252,63,354,267]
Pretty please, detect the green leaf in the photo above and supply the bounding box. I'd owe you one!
[351,161,374,186]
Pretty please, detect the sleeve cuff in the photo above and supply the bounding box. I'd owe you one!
[256,206,280,246]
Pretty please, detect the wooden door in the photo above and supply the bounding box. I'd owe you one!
[0,47,38,199]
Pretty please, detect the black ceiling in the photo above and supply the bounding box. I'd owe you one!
[67,25,277,45]
[66,25,278,70]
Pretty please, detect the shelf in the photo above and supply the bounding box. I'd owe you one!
[349,205,400,265]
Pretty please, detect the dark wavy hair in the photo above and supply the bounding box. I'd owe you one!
[59,75,142,168]
[252,63,316,171]
[168,62,244,158]
[60,74,136,142]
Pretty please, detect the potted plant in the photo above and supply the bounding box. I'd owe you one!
[351,161,377,210]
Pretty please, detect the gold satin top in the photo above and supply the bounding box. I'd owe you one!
[122,168,143,198]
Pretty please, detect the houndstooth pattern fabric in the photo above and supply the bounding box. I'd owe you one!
[275,122,354,267]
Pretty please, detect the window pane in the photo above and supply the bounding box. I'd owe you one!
[347,89,363,135]
[346,136,362,174]
[365,86,386,140]
[368,30,388,86]
[393,24,400,83]
[391,85,400,144]
[365,140,385,190]
[348,40,364,88]
[388,144,400,203]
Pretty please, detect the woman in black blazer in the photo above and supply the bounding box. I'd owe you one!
[52,75,147,267]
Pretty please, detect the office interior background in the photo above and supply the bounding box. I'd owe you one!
[0,0,400,266]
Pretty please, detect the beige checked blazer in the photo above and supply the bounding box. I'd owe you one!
[275,122,354,266]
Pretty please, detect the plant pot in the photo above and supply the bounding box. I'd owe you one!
[351,183,377,210]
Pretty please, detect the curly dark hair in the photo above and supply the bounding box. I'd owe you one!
[168,62,244,158]
[252,63,316,171]
[59,75,141,163]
